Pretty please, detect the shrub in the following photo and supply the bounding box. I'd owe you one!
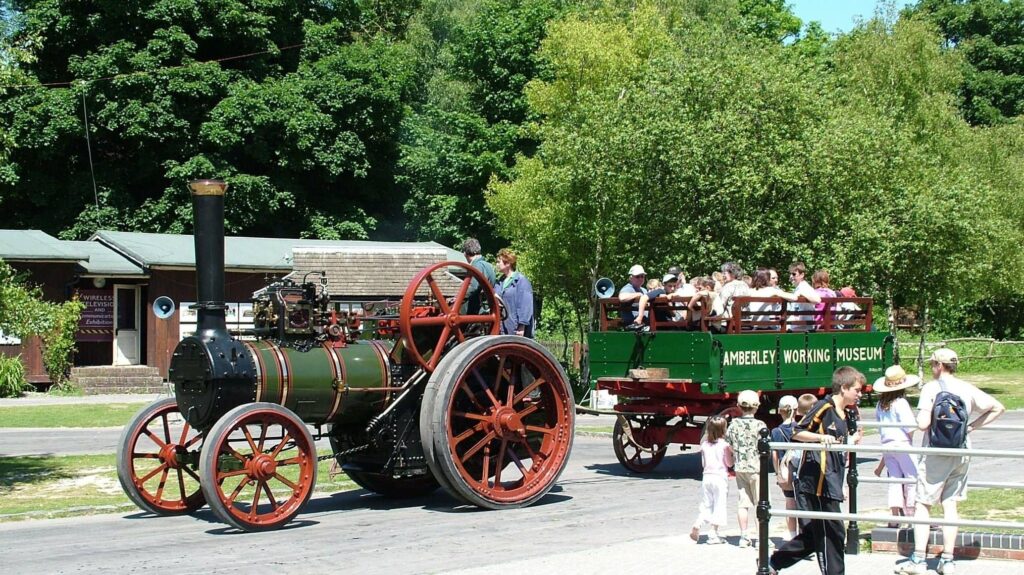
[0,260,85,391]
[0,354,29,398]
[42,298,85,392]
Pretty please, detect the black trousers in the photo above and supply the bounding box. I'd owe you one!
[769,492,845,575]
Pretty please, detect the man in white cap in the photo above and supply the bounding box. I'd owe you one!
[630,273,688,330]
[895,348,1005,575]
[618,264,647,326]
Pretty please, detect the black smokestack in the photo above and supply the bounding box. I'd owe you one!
[189,179,228,337]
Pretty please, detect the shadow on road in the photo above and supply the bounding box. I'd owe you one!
[585,451,702,480]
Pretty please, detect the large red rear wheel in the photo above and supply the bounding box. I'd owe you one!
[613,415,668,473]
[399,261,500,372]
[116,398,205,515]
[200,403,317,532]
[421,336,574,508]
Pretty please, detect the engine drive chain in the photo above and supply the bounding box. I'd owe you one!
[317,443,369,462]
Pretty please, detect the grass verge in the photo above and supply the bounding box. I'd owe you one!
[860,371,1024,411]
[0,403,143,428]
[859,488,1024,537]
[0,450,358,522]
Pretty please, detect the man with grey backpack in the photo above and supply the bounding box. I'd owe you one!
[895,348,1005,575]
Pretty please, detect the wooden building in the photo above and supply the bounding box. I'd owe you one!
[1,229,462,382]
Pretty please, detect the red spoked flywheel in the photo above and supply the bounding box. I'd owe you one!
[399,261,500,372]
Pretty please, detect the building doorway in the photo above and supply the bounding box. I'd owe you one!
[113,284,141,365]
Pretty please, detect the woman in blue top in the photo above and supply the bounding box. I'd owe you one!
[495,248,534,338]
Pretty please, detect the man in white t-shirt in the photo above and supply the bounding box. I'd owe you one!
[895,348,1004,575]
[786,262,820,332]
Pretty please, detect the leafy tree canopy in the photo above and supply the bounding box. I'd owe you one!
[908,0,1024,125]
[487,1,1024,324]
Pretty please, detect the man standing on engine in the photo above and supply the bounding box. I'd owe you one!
[462,238,496,316]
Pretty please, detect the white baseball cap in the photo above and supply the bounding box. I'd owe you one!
[737,389,760,408]
[929,348,958,364]
[778,395,797,411]
[628,264,646,277]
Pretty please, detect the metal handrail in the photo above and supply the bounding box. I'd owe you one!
[767,441,1024,458]
[755,429,1024,575]
[771,509,1024,531]
[858,421,1024,432]
[858,476,1024,489]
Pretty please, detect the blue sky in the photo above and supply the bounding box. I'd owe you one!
[788,1,917,34]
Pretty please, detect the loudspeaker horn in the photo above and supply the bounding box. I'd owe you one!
[594,277,615,299]
[153,296,176,319]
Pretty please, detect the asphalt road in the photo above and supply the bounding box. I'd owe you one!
[1,414,1022,575]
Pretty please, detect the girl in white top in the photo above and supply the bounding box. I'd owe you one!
[690,416,733,544]
[749,269,798,330]
[872,366,920,523]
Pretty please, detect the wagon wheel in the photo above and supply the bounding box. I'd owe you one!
[327,436,439,498]
[613,415,668,473]
[116,398,205,515]
[421,335,574,509]
[399,261,500,372]
[200,403,317,532]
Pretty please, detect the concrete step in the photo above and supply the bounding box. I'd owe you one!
[70,365,167,395]
[71,366,161,378]
[73,376,165,386]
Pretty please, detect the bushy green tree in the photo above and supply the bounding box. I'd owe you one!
[488,1,1024,334]
[488,2,831,326]
[0,1,418,240]
[398,0,565,247]
[909,0,1024,125]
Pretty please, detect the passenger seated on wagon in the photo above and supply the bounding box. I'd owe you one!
[618,264,648,325]
[710,262,749,325]
[668,266,696,299]
[836,286,861,329]
[812,269,837,328]
[630,274,687,330]
[686,277,717,330]
[748,268,798,330]
[786,262,821,332]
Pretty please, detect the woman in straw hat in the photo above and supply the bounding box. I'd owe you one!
[873,365,921,525]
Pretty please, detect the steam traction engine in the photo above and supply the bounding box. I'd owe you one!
[116,180,575,531]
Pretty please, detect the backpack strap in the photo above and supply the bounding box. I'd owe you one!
[807,400,834,435]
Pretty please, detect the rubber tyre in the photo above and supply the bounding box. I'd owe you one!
[423,335,575,509]
[116,397,205,515]
[200,402,316,532]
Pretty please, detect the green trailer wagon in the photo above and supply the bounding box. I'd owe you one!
[587,295,895,472]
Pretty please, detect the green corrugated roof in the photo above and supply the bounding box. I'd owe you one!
[0,230,89,262]
[67,241,144,276]
[92,231,463,271]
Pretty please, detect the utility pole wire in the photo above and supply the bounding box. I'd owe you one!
[81,90,99,210]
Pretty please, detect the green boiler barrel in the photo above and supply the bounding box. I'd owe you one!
[243,340,394,425]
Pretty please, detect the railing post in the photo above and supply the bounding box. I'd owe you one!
[846,412,860,554]
[757,427,771,574]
